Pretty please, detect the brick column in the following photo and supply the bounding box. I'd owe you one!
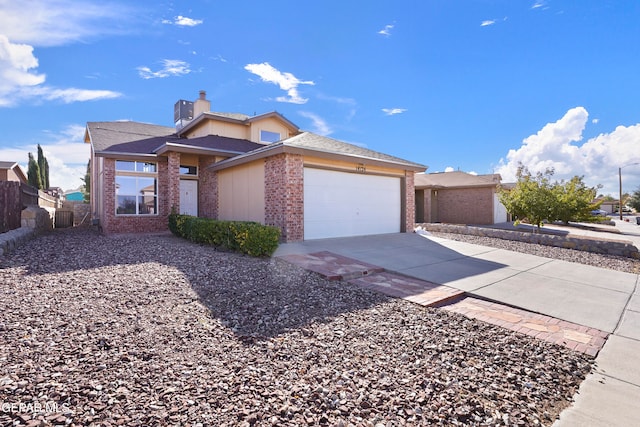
[265,153,304,242]
[403,171,415,232]
[199,156,218,218]
[166,152,180,214]
[424,189,432,223]
[102,158,115,233]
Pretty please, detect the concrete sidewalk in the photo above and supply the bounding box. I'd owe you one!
[274,232,640,426]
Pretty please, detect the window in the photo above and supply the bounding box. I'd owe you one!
[260,130,280,143]
[180,165,197,175]
[116,160,156,173]
[115,161,157,215]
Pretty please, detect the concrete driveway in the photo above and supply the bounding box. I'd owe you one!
[274,229,640,426]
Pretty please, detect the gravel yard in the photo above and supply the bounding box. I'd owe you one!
[0,228,596,426]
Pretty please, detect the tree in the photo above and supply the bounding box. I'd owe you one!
[551,176,600,224]
[37,144,49,189]
[81,160,91,203]
[498,165,555,230]
[628,187,640,212]
[498,164,601,230]
[27,152,43,189]
[44,157,50,189]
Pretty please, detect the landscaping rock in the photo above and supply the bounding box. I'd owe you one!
[0,228,595,426]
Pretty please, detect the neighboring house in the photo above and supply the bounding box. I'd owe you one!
[85,91,426,242]
[594,199,619,214]
[0,161,28,184]
[415,171,507,225]
[64,187,85,202]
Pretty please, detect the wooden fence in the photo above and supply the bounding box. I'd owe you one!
[0,182,63,233]
[0,181,21,232]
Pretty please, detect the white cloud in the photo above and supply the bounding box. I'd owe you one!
[24,86,121,103]
[481,20,496,27]
[0,35,46,105]
[496,107,640,195]
[592,118,599,124]
[0,1,129,106]
[532,1,546,9]
[378,24,394,36]
[162,15,203,27]
[299,111,332,136]
[244,62,314,104]
[382,108,407,116]
[0,124,89,190]
[137,59,191,79]
[444,166,455,172]
[0,35,121,106]
[0,0,135,47]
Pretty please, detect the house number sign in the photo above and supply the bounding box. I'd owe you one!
[356,164,366,173]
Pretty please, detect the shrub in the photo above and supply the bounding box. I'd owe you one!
[168,213,280,257]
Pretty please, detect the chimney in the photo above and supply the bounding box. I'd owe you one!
[194,90,211,117]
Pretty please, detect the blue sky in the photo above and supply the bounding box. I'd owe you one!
[1,0,639,196]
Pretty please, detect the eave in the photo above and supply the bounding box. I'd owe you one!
[209,143,427,173]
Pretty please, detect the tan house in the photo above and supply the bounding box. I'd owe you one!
[0,161,28,184]
[85,91,426,242]
[415,171,507,225]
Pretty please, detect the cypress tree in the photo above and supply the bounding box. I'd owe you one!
[27,152,43,189]
[37,144,49,189]
[44,157,50,189]
[82,160,91,203]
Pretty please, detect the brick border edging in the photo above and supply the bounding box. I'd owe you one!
[416,223,640,259]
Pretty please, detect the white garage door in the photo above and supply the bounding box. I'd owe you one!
[304,168,401,240]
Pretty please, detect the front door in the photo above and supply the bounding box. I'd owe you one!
[179,180,198,216]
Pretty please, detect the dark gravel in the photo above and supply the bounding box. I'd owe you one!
[0,228,594,426]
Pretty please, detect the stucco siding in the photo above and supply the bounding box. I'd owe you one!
[217,160,265,223]
[186,121,248,139]
[249,116,295,142]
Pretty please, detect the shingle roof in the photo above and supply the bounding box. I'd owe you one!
[87,121,262,156]
[86,122,425,172]
[161,135,264,154]
[86,122,177,153]
[0,161,18,169]
[415,171,501,188]
[209,131,427,171]
[208,112,251,121]
[283,132,426,169]
[0,161,28,182]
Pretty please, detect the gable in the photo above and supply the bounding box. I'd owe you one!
[177,110,299,143]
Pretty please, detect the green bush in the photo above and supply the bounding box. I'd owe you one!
[168,213,280,257]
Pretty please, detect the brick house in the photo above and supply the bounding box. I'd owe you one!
[415,171,508,225]
[85,91,426,242]
[0,161,28,184]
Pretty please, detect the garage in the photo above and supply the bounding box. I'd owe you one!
[304,167,401,240]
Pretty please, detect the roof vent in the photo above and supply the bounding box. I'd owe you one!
[174,100,194,130]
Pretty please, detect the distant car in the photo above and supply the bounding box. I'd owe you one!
[590,209,608,216]
[614,206,633,213]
